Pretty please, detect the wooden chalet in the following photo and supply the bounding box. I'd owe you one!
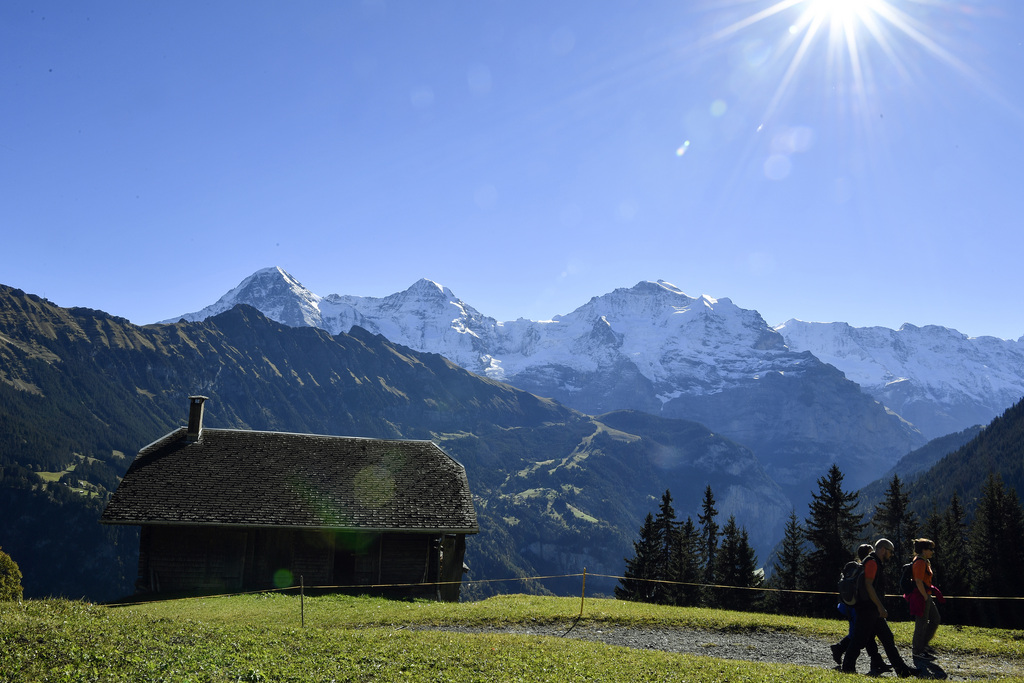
[101,396,478,601]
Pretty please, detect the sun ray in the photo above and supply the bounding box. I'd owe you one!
[701,0,989,125]
[854,6,912,83]
[762,11,828,123]
[703,0,805,45]
[870,2,973,78]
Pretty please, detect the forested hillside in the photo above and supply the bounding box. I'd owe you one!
[856,425,985,512]
[905,399,1024,513]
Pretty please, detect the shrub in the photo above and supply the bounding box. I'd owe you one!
[0,546,24,601]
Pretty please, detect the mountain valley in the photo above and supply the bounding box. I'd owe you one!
[3,269,1023,602]
[1,284,789,601]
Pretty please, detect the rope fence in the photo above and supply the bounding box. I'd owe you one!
[584,573,1024,601]
[104,568,1024,611]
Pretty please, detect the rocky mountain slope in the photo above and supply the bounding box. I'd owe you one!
[776,319,1024,440]
[1,284,790,601]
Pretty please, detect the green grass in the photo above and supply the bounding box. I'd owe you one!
[2,595,1024,682]
[35,466,73,483]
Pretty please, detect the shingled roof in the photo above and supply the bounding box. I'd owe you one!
[101,428,478,534]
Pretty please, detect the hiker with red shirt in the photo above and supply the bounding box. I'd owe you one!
[907,537,942,662]
[841,538,916,677]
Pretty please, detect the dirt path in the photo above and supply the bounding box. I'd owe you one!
[430,624,1024,680]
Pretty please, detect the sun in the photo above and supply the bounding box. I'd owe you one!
[806,0,876,22]
[702,0,971,125]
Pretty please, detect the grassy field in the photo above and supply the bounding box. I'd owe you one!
[2,594,1024,682]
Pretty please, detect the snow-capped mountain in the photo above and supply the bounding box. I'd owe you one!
[776,320,1024,440]
[164,268,928,504]
[170,269,811,397]
[163,269,832,402]
[319,279,503,365]
[164,267,324,329]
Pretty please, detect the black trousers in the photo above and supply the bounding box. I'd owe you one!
[842,605,908,672]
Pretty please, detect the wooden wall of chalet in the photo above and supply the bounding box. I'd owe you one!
[137,526,249,594]
[137,525,466,600]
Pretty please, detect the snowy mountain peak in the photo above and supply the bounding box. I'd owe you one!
[406,278,450,298]
[627,279,693,299]
[654,279,684,294]
[160,266,322,327]
[600,280,731,315]
[254,265,293,281]
[577,281,697,317]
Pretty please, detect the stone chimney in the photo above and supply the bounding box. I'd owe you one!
[186,395,209,442]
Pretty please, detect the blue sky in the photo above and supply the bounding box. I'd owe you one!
[3,0,1022,340]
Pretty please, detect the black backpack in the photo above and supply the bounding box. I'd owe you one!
[838,560,863,606]
[899,560,918,595]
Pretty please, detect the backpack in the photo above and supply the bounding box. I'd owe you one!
[899,560,918,595]
[838,560,863,606]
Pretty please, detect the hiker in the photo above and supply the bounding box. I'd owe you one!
[841,538,915,677]
[907,538,942,662]
[831,544,891,674]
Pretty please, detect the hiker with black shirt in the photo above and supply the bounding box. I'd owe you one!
[841,538,916,677]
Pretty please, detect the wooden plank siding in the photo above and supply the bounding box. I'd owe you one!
[138,526,248,593]
[137,525,463,598]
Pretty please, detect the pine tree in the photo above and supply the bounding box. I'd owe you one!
[652,490,677,604]
[873,474,919,589]
[698,485,720,607]
[770,510,806,614]
[936,492,970,598]
[804,464,866,596]
[739,526,763,608]
[698,485,719,582]
[616,513,660,602]
[969,474,1024,598]
[715,515,761,611]
[874,475,919,561]
[919,506,942,542]
[668,516,701,606]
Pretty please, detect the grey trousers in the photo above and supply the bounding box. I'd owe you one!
[912,596,941,654]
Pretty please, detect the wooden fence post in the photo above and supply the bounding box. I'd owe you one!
[579,568,587,618]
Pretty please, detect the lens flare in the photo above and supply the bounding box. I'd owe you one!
[273,568,294,588]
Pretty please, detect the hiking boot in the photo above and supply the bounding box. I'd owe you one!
[913,651,936,662]
[897,665,918,678]
[869,662,893,676]
[831,643,845,666]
